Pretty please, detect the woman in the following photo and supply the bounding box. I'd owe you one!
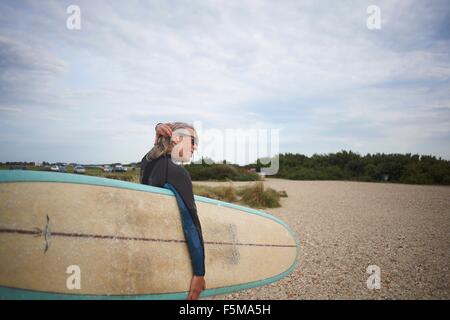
[140,122,205,300]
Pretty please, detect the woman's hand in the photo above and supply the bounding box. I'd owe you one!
[187,275,206,300]
[154,123,173,144]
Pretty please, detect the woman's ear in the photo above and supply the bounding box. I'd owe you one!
[171,134,182,144]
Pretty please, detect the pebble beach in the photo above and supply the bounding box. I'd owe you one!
[196,179,450,299]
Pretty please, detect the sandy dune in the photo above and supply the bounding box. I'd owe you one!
[195,179,450,299]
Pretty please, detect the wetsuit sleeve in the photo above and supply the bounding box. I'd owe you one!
[163,183,205,276]
[145,156,206,275]
[174,177,203,238]
[167,169,206,275]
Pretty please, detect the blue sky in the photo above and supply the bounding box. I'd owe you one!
[0,0,449,164]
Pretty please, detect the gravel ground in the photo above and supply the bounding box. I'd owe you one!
[195,179,450,299]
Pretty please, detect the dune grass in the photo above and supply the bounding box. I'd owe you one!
[193,183,238,202]
[237,182,282,208]
[193,182,287,209]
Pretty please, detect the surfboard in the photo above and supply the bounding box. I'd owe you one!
[0,170,298,299]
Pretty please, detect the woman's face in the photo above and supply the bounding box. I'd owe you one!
[171,127,197,162]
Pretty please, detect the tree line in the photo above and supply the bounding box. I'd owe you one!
[5,150,450,185]
[253,151,450,185]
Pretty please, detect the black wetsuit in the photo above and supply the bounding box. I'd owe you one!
[140,154,205,276]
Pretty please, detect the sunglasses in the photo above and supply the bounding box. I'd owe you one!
[179,133,198,146]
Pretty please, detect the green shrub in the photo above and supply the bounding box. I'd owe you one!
[186,164,260,181]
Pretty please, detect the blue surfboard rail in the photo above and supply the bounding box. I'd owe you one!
[0,170,299,300]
